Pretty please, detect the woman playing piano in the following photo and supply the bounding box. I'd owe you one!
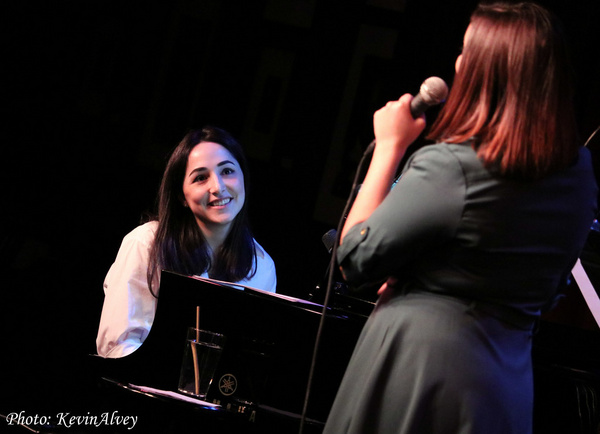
[96,126,276,358]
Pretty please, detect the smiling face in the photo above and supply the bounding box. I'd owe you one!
[182,141,245,236]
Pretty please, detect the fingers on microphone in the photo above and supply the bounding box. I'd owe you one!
[383,94,411,109]
[399,93,414,105]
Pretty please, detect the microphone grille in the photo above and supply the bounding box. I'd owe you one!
[321,229,337,253]
[420,76,449,105]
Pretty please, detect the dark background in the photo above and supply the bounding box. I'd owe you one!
[2,0,599,428]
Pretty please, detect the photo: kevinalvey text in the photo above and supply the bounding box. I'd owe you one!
[5,410,138,430]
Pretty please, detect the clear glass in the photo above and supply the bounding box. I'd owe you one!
[177,328,226,399]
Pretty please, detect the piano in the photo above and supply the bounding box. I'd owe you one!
[89,271,373,433]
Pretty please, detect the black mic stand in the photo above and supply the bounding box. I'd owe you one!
[299,140,376,433]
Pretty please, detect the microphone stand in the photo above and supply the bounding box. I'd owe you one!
[299,79,449,431]
[298,140,376,433]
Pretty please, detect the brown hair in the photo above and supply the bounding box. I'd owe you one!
[427,2,578,179]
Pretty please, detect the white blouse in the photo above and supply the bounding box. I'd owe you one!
[96,221,277,358]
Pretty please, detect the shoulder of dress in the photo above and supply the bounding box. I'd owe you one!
[409,142,458,162]
[413,141,473,156]
[408,142,472,171]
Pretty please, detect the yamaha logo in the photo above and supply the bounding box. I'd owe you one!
[218,374,237,396]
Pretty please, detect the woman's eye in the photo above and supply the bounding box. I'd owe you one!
[222,167,235,176]
[193,173,208,183]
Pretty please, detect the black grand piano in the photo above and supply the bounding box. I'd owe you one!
[89,271,373,433]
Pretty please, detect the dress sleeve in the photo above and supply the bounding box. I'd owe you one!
[96,224,159,358]
[336,145,466,287]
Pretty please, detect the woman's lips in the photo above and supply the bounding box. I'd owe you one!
[209,197,232,207]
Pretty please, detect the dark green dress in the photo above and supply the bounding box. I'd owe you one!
[325,142,597,434]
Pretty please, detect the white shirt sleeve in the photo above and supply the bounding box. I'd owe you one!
[96,222,159,358]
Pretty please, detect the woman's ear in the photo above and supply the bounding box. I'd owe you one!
[178,193,189,208]
[455,54,463,73]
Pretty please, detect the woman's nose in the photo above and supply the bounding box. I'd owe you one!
[210,175,226,194]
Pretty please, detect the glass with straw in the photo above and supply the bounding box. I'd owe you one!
[177,306,226,399]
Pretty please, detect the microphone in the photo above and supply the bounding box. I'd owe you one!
[409,76,448,118]
[309,229,339,303]
[321,229,337,254]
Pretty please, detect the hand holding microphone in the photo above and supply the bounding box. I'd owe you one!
[374,94,427,153]
[373,77,448,154]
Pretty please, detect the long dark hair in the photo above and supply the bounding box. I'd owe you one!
[147,126,256,296]
[427,2,579,179]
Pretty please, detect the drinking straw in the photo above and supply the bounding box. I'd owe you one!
[196,306,200,339]
[192,306,201,396]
